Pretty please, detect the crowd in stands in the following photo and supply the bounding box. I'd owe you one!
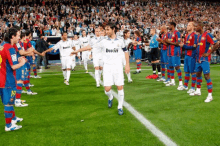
[0,0,220,61]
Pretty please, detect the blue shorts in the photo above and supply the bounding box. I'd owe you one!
[28,56,35,65]
[184,56,196,73]
[134,49,142,60]
[195,61,210,74]
[16,65,25,81]
[161,50,168,64]
[0,87,16,105]
[23,62,30,80]
[168,56,181,67]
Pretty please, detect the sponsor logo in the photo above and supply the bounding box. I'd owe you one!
[63,46,70,49]
[106,48,118,53]
[11,54,17,62]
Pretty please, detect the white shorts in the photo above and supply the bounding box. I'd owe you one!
[122,55,126,66]
[93,55,103,67]
[61,56,72,69]
[103,64,124,87]
[82,51,89,61]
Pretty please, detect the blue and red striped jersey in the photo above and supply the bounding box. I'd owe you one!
[161,32,170,50]
[196,32,217,62]
[167,30,181,56]
[0,43,18,88]
[183,32,198,58]
[23,39,32,51]
[133,37,141,50]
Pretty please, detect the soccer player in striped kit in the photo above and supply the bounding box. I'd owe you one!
[133,31,142,74]
[157,25,170,82]
[165,22,183,88]
[178,22,198,94]
[0,28,26,131]
[189,22,219,102]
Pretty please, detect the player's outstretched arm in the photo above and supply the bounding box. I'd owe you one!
[70,45,92,55]
[33,49,44,56]
[11,57,26,70]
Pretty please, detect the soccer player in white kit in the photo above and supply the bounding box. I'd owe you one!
[43,32,75,85]
[71,23,130,115]
[88,28,103,87]
[123,30,133,83]
[72,35,81,66]
[79,30,90,73]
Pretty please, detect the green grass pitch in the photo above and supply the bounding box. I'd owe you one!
[0,63,220,146]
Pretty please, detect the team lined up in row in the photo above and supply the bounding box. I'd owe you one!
[151,22,219,103]
[0,26,46,131]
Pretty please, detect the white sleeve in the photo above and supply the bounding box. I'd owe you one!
[53,42,61,50]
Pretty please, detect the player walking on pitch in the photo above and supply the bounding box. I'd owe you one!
[43,32,75,85]
[71,23,130,115]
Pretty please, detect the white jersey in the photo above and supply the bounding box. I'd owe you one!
[79,36,90,48]
[95,37,126,65]
[124,38,132,48]
[72,40,80,51]
[53,39,75,57]
[89,36,102,56]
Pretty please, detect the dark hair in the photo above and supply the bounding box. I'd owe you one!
[39,34,43,38]
[134,30,141,37]
[20,32,26,39]
[105,22,117,32]
[4,28,18,43]
[61,32,67,36]
[13,26,20,31]
[123,30,130,38]
[197,21,204,28]
[169,22,176,28]
[25,30,31,36]
[81,29,86,32]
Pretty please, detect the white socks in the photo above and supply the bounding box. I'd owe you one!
[196,88,201,92]
[84,60,88,70]
[179,81,183,86]
[63,70,67,80]
[66,70,71,82]
[171,79,175,84]
[208,93,212,97]
[95,70,100,85]
[105,90,113,100]
[99,70,103,78]
[126,72,131,80]
[118,89,124,109]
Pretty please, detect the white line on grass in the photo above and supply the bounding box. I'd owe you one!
[89,72,178,146]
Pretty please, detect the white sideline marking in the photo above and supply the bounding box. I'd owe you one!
[89,72,177,146]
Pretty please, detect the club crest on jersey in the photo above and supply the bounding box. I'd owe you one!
[201,37,205,40]
[106,48,118,53]
[172,34,175,37]
[189,36,192,39]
